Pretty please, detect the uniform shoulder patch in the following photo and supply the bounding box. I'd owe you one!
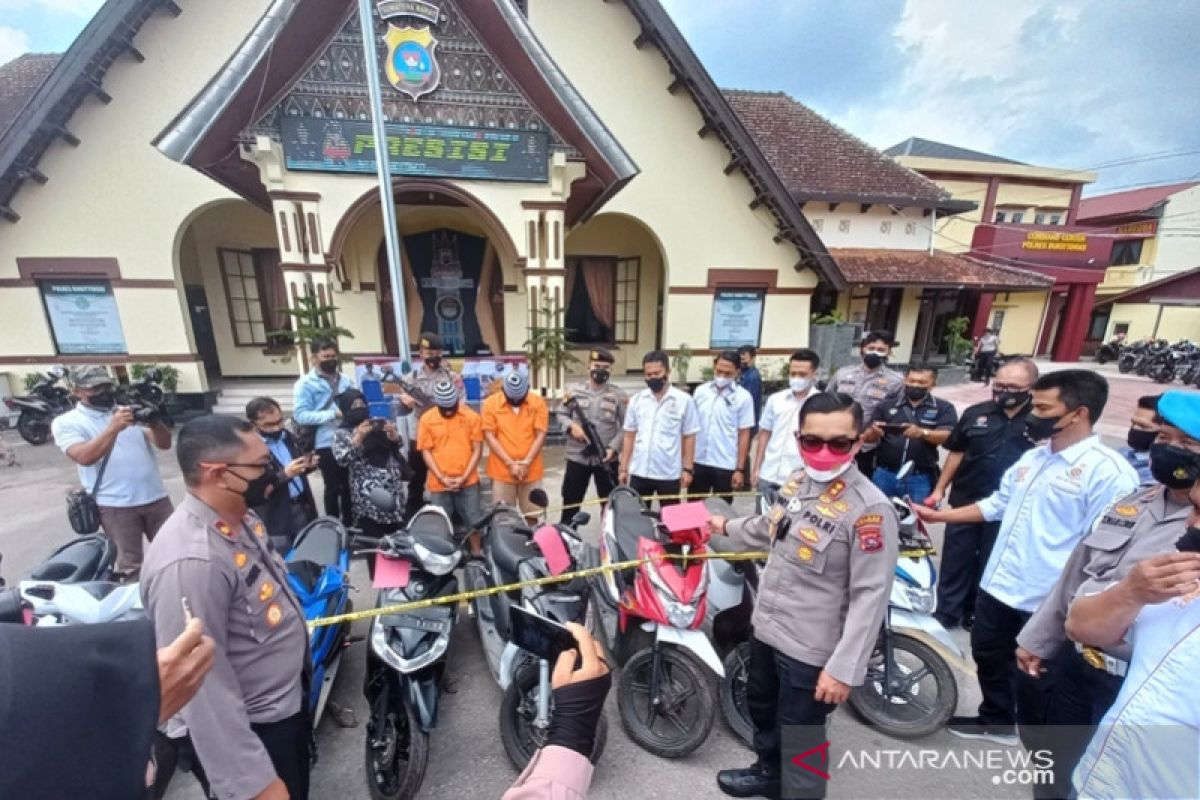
[854,513,884,553]
[1113,504,1139,517]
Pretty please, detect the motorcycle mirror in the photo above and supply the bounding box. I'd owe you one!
[895,461,914,481]
[703,496,736,518]
[368,487,397,513]
[570,511,591,528]
[528,488,550,509]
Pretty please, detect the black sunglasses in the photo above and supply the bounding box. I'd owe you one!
[796,434,859,455]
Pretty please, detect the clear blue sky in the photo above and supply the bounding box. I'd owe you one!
[3,0,1198,194]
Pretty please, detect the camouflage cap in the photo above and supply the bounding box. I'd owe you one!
[68,365,114,389]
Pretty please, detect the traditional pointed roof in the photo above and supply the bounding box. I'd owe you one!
[884,136,1023,165]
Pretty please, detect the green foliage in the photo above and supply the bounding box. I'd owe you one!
[22,372,42,392]
[524,298,579,388]
[268,295,354,364]
[944,316,973,365]
[810,308,846,325]
[130,363,180,394]
[699,366,715,382]
[672,343,692,386]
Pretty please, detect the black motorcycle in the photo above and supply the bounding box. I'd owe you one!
[4,367,73,445]
[1095,336,1126,364]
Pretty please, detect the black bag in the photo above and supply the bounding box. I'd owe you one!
[289,386,337,454]
[66,447,113,535]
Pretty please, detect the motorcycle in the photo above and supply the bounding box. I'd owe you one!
[0,553,28,623]
[465,489,608,770]
[4,366,73,445]
[358,489,463,800]
[19,578,143,625]
[591,488,722,758]
[1095,336,1125,364]
[284,516,353,728]
[966,351,1003,384]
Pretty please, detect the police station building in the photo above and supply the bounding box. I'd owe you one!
[0,0,853,405]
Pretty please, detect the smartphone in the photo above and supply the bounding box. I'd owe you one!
[881,423,907,434]
[509,606,578,663]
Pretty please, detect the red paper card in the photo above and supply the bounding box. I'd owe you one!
[662,501,711,533]
[373,554,411,589]
[534,525,571,576]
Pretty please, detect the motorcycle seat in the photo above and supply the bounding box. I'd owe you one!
[408,509,453,542]
[608,487,657,561]
[26,536,109,583]
[289,518,345,567]
[492,524,535,581]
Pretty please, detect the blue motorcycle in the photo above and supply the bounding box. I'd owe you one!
[285,517,354,727]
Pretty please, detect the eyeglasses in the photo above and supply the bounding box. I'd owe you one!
[992,383,1031,393]
[796,434,859,454]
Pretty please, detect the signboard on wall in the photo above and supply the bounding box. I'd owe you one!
[1021,231,1088,253]
[280,116,549,183]
[40,280,128,354]
[710,290,764,349]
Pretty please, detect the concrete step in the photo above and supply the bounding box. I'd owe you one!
[213,379,297,417]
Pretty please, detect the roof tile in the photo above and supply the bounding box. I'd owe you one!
[1078,182,1200,222]
[0,53,60,138]
[829,248,1053,289]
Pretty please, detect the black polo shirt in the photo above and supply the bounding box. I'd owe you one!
[871,394,958,474]
[943,399,1036,503]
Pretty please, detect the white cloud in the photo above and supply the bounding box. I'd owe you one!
[0,26,30,65]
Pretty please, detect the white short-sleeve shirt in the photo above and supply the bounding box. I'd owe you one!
[758,388,817,486]
[51,404,167,507]
[693,381,755,471]
[623,386,701,480]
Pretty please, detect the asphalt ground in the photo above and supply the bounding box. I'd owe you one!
[1,368,1192,799]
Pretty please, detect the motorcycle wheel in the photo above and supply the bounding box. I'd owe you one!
[719,641,754,748]
[1118,358,1134,374]
[618,645,715,759]
[848,632,957,739]
[1155,367,1177,384]
[500,659,609,770]
[1096,351,1110,364]
[365,697,429,800]
[16,413,50,446]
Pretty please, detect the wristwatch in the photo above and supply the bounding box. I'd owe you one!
[682,467,694,475]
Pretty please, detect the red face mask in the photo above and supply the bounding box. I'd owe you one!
[802,446,854,473]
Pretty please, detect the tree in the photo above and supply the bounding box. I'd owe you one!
[269,294,354,368]
[524,297,578,392]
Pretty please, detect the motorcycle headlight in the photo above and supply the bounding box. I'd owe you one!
[903,585,936,614]
[645,561,703,628]
[370,617,449,673]
[414,541,460,576]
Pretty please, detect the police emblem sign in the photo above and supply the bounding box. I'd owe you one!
[379,0,442,100]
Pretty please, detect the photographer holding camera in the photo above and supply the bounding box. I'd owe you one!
[51,365,173,581]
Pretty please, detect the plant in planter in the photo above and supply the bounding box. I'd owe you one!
[268,295,354,369]
[943,316,973,365]
[22,372,42,392]
[672,343,693,387]
[524,297,579,394]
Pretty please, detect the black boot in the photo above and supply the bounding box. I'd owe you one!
[717,763,781,798]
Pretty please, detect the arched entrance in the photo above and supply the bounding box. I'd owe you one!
[329,181,521,357]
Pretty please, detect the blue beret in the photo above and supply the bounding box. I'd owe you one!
[1157,391,1200,441]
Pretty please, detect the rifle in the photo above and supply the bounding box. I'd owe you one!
[562,394,619,484]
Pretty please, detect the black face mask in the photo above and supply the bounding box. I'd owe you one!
[1127,427,1157,453]
[590,369,610,385]
[862,352,886,369]
[646,376,667,393]
[87,390,117,410]
[438,407,457,419]
[344,407,370,427]
[318,359,339,375]
[1025,413,1065,442]
[994,390,1030,410]
[258,428,284,442]
[425,356,442,370]
[1150,443,1200,490]
[230,463,278,507]
[905,386,929,402]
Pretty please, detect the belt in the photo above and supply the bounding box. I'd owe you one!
[1075,642,1128,677]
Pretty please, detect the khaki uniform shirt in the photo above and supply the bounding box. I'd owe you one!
[831,364,903,450]
[726,465,898,685]
[1017,485,1190,663]
[400,364,460,441]
[141,495,309,800]
[562,381,627,466]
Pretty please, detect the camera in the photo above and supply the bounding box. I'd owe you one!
[118,369,167,425]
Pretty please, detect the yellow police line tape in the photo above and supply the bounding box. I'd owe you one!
[544,489,762,518]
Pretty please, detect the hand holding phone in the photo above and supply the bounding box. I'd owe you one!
[510,605,578,664]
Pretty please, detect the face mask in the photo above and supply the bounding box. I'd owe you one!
[1025,413,1065,442]
[646,376,667,393]
[1150,443,1200,490]
[508,394,528,407]
[438,406,457,419]
[229,463,277,507]
[789,377,812,394]
[714,376,733,390]
[87,390,117,410]
[863,352,887,369]
[590,368,610,385]
[800,445,856,483]
[258,428,284,442]
[318,359,339,375]
[905,386,929,402]
[1127,427,1157,453]
[425,356,442,370]
[994,390,1030,410]
[345,407,370,427]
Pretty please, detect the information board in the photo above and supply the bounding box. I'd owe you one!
[280,116,549,183]
[40,281,128,355]
[710,290,764,349]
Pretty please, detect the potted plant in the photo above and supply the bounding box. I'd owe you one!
[672,343,693,388]
[268,295,355,371]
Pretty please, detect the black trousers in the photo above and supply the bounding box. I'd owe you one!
[405,446,428,518]
[935,516,1001,626]
[971,590,1032,726]
[559,459,616,524]
[628,475,682,507]
[315,447,352,525]
[690,463,735,504]
[1018,647,1126,800]
[747,638,836,800]
[183,710,310,800]
[854,448,876,478]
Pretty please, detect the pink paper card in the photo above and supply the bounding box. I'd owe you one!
[662,501,711,533]
[534,525,572,576]
[373,554,411,589]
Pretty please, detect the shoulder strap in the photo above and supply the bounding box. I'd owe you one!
[91,445,115,497]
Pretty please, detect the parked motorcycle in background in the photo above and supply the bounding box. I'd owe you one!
[4,366,73,445]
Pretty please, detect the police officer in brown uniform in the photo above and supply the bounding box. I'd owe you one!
[560,348,627,523]
[831,330,904,477]
[1012,390,1200,798]
[709,393,897,800]
[141,415,310,800]
[398,332,461,517]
